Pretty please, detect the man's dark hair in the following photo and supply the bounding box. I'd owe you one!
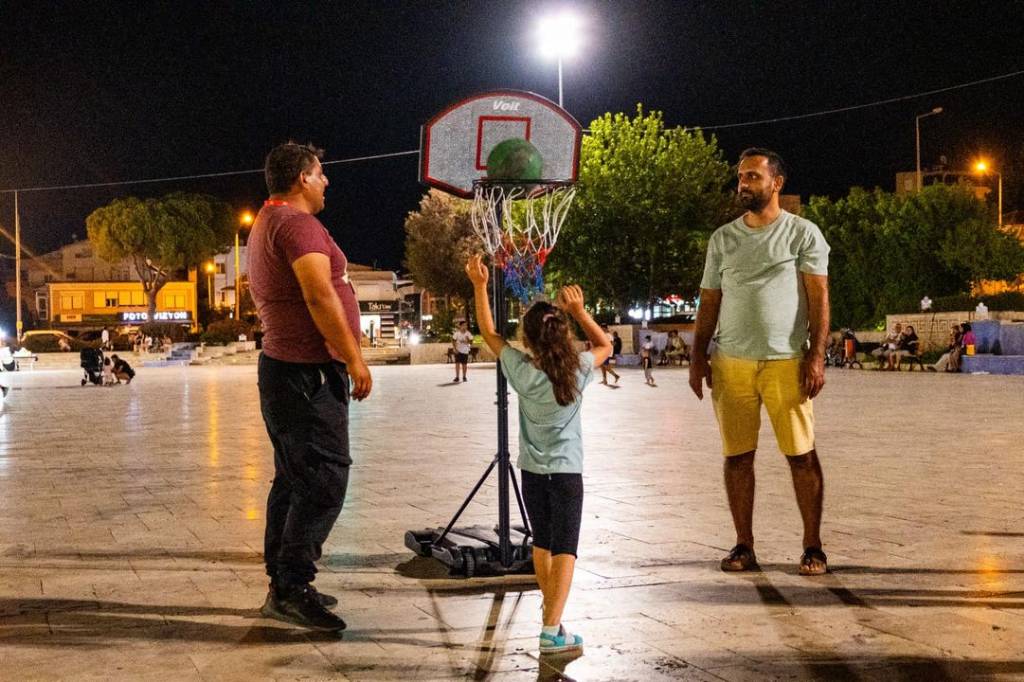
[739,147,787,180]
[264,142,325,194]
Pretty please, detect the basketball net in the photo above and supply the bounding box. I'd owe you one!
[470,180,576,303]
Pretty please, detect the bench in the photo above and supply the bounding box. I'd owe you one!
[901,353,926,371]
[13,353,38,371]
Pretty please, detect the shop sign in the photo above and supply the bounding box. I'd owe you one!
[119,311,192,323]
[359,300,399,313]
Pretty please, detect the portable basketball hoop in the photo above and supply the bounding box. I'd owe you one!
[405,90,582,576]
[471,179,575,302]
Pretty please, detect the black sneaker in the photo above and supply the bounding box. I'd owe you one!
[270,581,337,608]
[260,587,346,631]
[307,584,338,608]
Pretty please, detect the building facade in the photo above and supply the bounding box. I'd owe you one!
[44,281,197,330]
[9,239,198,333]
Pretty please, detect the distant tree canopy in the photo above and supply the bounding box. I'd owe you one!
[546,105,734,313]
[804,184,1024,329]
[403,189,478,319]
[86,193,236,318]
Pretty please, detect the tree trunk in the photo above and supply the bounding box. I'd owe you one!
[146,288,157,321]
[133,255,168,324]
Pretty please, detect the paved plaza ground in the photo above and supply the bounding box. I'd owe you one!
[1,362,1023,681]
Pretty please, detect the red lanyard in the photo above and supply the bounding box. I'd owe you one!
[263,199,289,207]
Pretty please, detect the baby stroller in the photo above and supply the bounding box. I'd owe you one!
[80,347,104,386]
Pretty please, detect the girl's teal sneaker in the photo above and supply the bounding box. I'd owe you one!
[539,624,583,654]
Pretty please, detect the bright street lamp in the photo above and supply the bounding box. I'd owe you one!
[915,107,943,191]
[537,11,583,108]
[973,159,1003,227]
[236,211,254,319]
[204,261,215,310]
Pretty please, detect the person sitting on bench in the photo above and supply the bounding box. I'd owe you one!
[894,325,919,370]
[662,330,689,366]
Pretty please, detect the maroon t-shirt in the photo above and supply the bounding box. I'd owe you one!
[248,203,361,364]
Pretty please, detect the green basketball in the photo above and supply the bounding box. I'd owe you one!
[486,138,544,181]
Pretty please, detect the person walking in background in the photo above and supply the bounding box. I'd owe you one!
[598,325,620,385]
[641,335,656,386]
[452,321,473,382]
[466,254,610,656]
[611,330,623,361]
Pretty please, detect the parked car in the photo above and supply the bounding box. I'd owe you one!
[21,330,77,353]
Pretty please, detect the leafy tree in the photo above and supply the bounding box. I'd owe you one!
[804,184,1024,329]
[86,193,236,320]
[546,105,734,313]
[403,189,478,319]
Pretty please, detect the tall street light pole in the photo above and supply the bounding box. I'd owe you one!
[915,107,943,191]
[14,191,21,341]
[204,261,215,310]
[236,211,254,320]
[537,12,583,109]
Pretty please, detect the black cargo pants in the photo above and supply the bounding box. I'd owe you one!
[258,353,351,592]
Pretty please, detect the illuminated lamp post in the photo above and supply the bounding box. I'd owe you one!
[537,11,584,108]
[973,160,1003,227]
[204,261,215,310]
[237,211,254,318]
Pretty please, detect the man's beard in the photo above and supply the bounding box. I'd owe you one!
[738,189,770,212]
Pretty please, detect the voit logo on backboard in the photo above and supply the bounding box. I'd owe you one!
[119,311,192,323]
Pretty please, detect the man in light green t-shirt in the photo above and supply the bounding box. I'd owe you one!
[688,148,831,576]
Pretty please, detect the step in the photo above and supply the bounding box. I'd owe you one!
[141,359,191,368]
[960,355,1024,375]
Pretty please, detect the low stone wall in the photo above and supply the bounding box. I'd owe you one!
[410,343,498,365]
[885,311,1024,352]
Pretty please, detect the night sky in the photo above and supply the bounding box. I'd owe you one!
[1,1,1022,271]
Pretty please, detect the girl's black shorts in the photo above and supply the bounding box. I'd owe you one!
[521,470,584,557]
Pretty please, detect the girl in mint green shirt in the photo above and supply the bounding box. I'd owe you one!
[466,254,611,655]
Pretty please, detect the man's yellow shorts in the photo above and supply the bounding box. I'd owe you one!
[710,351,815,457]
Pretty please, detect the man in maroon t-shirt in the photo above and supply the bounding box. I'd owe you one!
[249,142,371,632]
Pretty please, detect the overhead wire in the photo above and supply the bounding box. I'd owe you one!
[693,69,1024,130]
[0,69,1021,194]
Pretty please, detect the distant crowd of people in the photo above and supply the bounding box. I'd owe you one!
[930,322,975,373]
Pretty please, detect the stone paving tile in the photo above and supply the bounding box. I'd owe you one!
[1,365,1024,680]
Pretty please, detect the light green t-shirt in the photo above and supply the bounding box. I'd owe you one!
[499,346,595,475]
[700,210,829,360]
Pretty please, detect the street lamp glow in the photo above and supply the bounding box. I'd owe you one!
[235,211,254,319]
[536,11,584,108]
[204,261,215,274]
[972,159,1003,226]
[537,12,583,59]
